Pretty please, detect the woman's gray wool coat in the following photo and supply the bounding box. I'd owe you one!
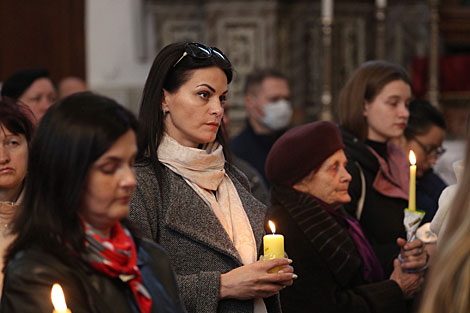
[129,162,282,313]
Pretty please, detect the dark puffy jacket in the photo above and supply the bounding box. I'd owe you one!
[0,239,187,313]
[341,128,407,276]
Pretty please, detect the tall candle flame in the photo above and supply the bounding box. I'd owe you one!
[409,150,416,165]
[51,283,68,312]
[268,220,276,234]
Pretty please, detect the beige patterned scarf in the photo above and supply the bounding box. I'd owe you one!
[158,134,266,313]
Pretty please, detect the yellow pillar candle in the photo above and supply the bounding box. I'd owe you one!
[51,283,72,313]
[264,220,284,273]
[408,150,416,211]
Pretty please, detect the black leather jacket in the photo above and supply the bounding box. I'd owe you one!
[0,238,187,313]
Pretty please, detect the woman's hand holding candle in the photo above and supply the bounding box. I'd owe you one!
[218,219,296,300]
[219,259,295,300]
[397,238,428,272]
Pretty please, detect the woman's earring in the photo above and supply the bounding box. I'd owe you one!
[163,108,169,116]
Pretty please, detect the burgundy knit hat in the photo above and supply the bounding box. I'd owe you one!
[266,120,344,187]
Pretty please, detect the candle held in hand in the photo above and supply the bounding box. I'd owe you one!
[263,220,284,273]
[408,150,416,211]
[51,283,71,313]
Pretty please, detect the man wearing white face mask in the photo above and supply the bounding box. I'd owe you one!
[230,69,292,186]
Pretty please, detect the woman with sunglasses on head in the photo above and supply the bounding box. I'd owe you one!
[0,98,34,294]
[129,42,295,313]
[1,93,186,313]
[338,61,427,279]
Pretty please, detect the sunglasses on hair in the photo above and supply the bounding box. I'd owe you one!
[173,42,231,67]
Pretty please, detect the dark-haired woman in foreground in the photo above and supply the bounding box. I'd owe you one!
[129,42,294,313]
[1,93,186,313]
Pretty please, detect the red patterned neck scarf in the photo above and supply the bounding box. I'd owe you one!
[81,220,152,313]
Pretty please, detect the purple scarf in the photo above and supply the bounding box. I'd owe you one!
[272,185,384,285]
[324,204,384,283]
[344,216,384,282]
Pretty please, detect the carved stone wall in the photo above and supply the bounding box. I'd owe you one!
[152,0,279,134]
[387,3,431,65]
[149,0,431,135]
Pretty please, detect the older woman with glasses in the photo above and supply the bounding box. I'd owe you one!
[129,42,294,313]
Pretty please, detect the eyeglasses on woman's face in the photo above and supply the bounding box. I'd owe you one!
[412,137,446,159]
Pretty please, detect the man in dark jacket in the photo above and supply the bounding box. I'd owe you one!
[230,69,292,186]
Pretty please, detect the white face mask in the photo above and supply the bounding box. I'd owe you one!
[261,99,293,131]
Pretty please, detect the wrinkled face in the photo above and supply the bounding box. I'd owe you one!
[246,77,290,119]
[162,66,228,148]
[364,80,411,142]
[408,125,446,177]
[19,77,57,122]
[0,125,28,195]
[80,130,137,237]
[293,149,352,209]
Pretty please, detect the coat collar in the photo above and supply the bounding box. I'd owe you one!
[163,166,266,265]
[271,185,361,286]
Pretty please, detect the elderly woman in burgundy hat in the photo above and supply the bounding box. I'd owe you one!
[265,121,426,313]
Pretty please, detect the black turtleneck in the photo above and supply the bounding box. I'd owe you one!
[365,139,388,161]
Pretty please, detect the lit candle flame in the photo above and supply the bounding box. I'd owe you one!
[51,283,68,313]
[268,220,276,234]
[409,150,416,165]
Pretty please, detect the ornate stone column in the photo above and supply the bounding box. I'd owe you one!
[375,0,386,59]
[428,0,440,108]
[320,0,333,121]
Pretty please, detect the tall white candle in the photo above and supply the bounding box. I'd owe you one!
[321,0,334,19]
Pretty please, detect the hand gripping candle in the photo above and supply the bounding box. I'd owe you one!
[263,220,285,273]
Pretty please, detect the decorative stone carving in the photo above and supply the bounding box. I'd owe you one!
[147,0,432,133]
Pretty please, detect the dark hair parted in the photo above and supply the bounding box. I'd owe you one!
[5,92,137,267]
[338,60,412,142]
[0,97,35,143]
[137,41,233,174]
[404,99,446,140]
[244,68,288,95]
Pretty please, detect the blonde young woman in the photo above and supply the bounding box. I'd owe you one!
[419,122,470,313]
